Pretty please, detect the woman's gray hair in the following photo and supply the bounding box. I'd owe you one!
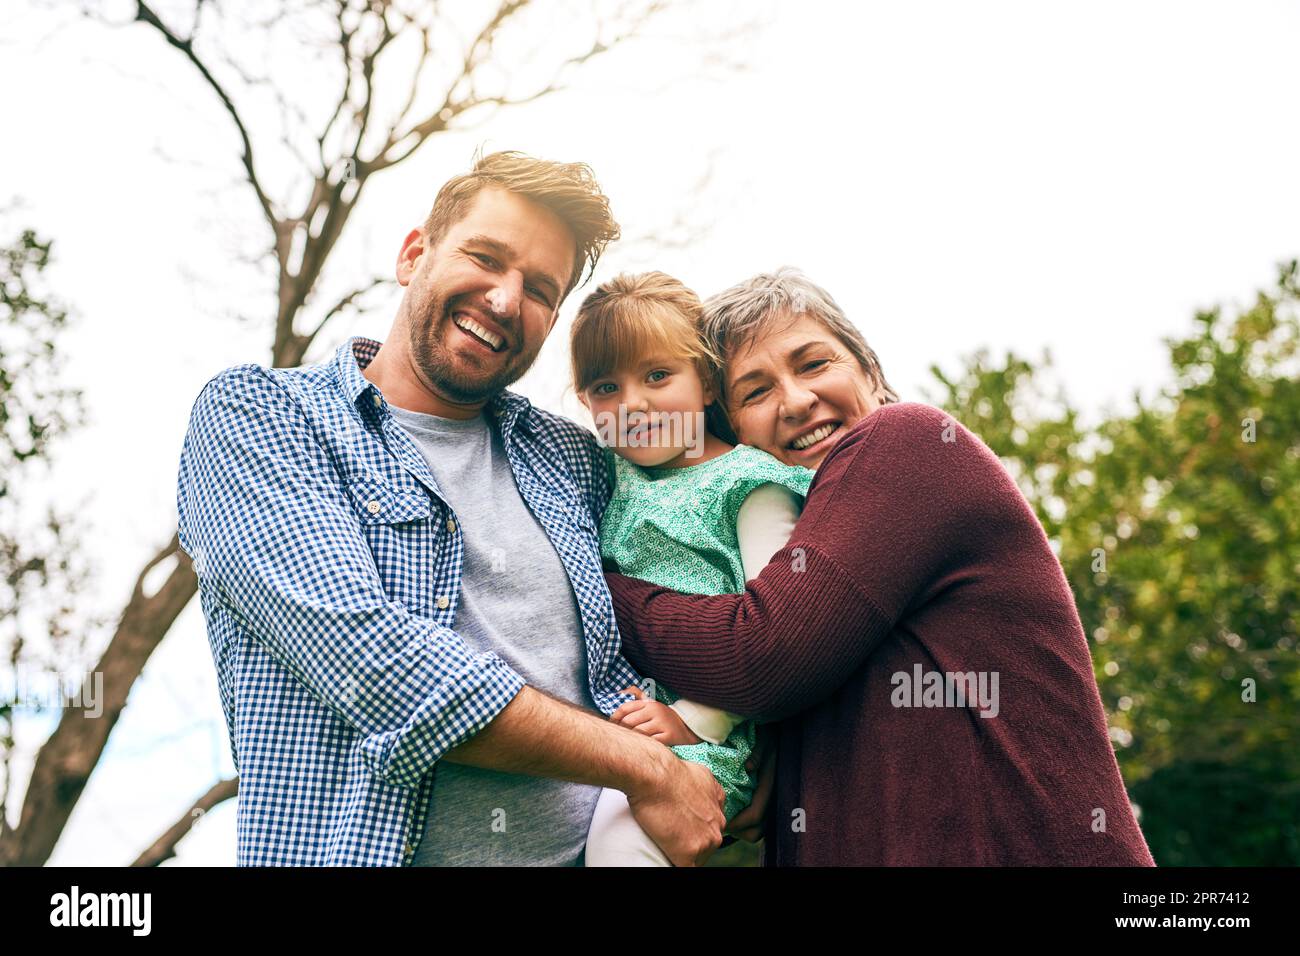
[699,268,899,434]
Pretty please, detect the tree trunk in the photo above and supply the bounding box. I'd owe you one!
[0,537,196,866]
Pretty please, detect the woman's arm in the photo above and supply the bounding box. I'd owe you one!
[667,483,804,738]
[607,405,985,722]
[608,547,883,723]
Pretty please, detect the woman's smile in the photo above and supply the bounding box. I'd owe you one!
[725,315,883,469]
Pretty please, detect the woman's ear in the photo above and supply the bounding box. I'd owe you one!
[700,373,717,407]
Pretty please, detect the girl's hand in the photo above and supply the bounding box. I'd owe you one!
[611,698,702,746]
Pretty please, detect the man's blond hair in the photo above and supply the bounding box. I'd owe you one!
[422,149,620,299]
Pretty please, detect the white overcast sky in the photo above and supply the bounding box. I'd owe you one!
[2,0,1298,865]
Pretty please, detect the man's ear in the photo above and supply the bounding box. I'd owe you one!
[396,228,425,286]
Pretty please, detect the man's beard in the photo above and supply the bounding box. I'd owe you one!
[408,291,530,404]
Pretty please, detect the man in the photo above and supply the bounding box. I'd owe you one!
[176,151,731,866]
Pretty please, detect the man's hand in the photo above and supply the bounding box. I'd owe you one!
[723,724,777,843]
[625,751,726,867]
[610,696,702,746]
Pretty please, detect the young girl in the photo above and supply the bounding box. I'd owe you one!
[570,271,815,866]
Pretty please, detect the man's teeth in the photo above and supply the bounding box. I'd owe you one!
[453,314,504,351]
[791,423,839,450]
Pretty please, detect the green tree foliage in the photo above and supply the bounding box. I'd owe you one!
[930,262,1300,865]
[0,228,91,838]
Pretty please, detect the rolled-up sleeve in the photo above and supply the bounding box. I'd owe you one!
[176,367,525,790]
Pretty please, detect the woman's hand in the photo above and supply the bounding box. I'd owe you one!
[611,694,703,746]
[724,724,777,843]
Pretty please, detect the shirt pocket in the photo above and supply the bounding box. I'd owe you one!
[541,485,601,545]
[345,472,433,526]
[544,475,599,533]
[343,471,439,613]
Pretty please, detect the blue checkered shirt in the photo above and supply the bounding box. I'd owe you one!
[176,336,642,866]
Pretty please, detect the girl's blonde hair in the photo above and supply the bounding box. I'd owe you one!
[570,272,735,441]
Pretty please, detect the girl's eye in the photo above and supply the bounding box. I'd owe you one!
[647,370,669,383]
[593,383,616,396]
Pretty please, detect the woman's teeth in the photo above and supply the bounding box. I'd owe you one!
[453,314,504,351]
[790,422,839,450]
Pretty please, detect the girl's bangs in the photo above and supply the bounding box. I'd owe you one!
[574,305,700,389]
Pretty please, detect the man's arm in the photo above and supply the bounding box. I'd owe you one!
[179,369,724,863]
[658,484,804,739]
[178,367,533,789]
[440,684,726,865]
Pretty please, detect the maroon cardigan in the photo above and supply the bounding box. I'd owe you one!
[606,403,1155,866]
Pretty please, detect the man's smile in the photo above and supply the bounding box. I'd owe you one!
[451,310,508,353]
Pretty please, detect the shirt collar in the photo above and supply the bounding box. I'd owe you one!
[335,336,534,433]
[337,336,382,406]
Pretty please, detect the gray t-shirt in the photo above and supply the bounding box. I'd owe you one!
[387,403,601,867]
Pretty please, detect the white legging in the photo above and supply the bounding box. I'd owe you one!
[584,786,672,867]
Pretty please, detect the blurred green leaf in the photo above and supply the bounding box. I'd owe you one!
[929,261,1300,865]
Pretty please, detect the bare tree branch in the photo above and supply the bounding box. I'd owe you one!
[308,275,394,341]
[4,0,744,867]
[0,533,196,866]
[316,0,362,169]
[133,2,281,252]
[131,777,238,867]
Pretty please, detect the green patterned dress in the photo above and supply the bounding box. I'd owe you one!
[600,444,815,820]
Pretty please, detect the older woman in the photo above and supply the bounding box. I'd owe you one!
[605,268,1156,866]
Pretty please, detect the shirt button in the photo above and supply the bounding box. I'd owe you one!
[436,595,450,609]
[366,500,381,515]
[446,518,457,534]
[372,393,382,408]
